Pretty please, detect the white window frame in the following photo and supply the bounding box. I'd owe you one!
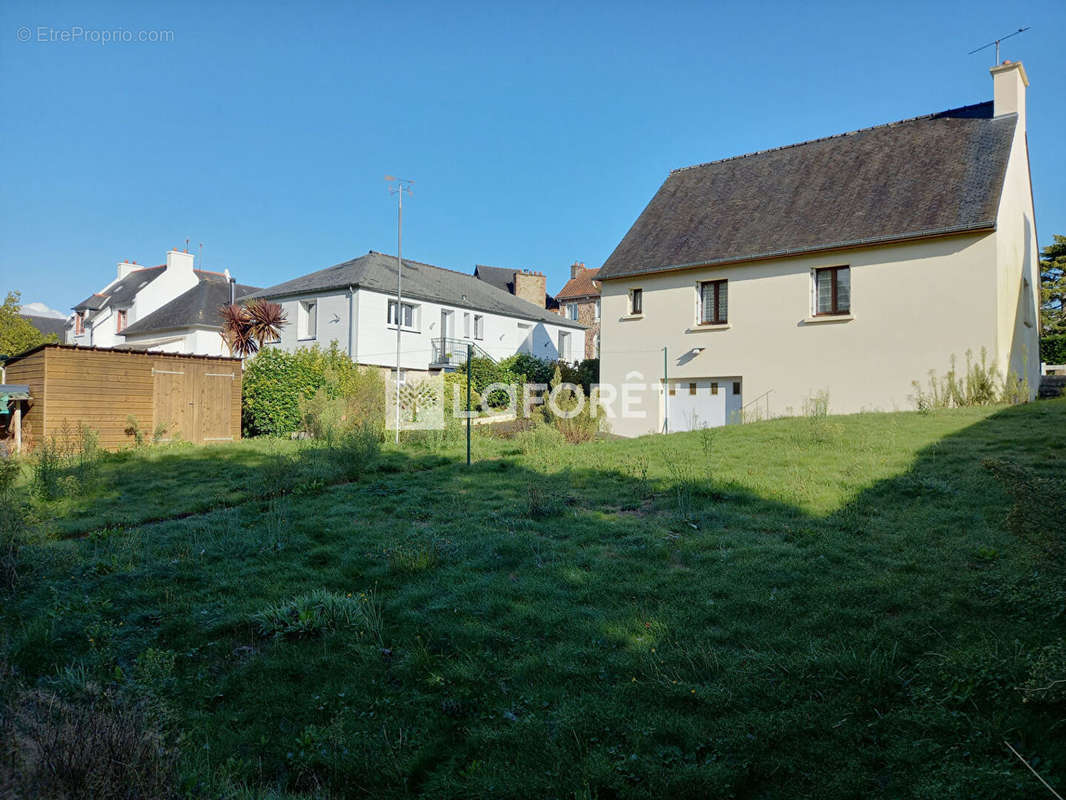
[473,314,484,340]
[629,288,643,316]
[566,303,579,321]
[558,330,570,361]
[594,298,601,321]
[463,312,471,338]
[387,299,418,330]
[298,300,317,340]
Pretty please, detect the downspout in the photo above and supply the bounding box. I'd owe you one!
[347,286,356,361]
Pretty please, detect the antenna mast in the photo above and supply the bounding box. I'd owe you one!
[968,27,1029,64]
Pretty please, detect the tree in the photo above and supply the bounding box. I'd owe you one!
[219,300,287,357]
[0,291,57,357]
[1040,235,1066,336]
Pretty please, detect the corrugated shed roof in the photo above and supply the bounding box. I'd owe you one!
[248,251,582,328]
[598,102,1016,280]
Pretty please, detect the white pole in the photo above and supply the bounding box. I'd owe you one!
[394,187,403,445]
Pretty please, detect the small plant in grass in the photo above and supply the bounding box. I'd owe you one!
[388,542,439,574]
[125,415,147,447]
[254,588,384,644]
[911,349,1029,411]
[526,480,565,519]
[32,436,64,500]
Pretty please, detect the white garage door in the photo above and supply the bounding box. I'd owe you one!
[666,378,743,432]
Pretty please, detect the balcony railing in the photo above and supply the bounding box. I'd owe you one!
[430,337,495,368]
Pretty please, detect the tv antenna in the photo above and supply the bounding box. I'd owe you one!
[968,27,1029,65]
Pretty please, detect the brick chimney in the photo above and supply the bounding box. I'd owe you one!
[513,269,546,307]
[570,261,586,279]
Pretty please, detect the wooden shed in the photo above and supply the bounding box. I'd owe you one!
[1,345,242,452]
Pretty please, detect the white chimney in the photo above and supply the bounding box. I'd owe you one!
[165,248,195,277]
[117,260,139,280]
[991,60,1028,132]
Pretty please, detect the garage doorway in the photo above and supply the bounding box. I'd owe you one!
[665,377,742,432]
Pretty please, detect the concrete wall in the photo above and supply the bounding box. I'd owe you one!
[599,232,1000,437]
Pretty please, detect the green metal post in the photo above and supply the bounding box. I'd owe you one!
[663,346,668,434]
[466,344,472,465]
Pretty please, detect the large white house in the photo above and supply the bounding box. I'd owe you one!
[598,61,1041,436]
[245,250,584,372]
[68,249,257,357]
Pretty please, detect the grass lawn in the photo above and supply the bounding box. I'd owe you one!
[2,400,1065,798]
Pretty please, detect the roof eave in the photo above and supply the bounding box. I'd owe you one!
[598,222,997,281]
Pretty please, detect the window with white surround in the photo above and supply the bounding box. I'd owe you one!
[629,288,643,315]
[593,333,600,358]
[558,331,570,361]
[387,299,417,328]
[594,298,600,321]
[473,314,484,340]
[298,300,317,339]
[463,312,471,337]
[814,266,850,315]
[699,279,727,324]
[116,309,127,333]
[75,312,84,335]
[566,303,578,321]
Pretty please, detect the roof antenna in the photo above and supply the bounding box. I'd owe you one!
[968,27,1029,65]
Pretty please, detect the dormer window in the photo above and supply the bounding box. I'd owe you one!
[74,312,84,335]
[116,309,128,333]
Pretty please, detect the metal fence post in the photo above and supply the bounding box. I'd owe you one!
[467,343,472,466]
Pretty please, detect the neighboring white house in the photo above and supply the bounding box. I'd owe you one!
[244,250,584,372]
[67,249,257,357]
[598,61,1041,437]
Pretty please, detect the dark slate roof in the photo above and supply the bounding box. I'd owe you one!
[75,266,165,310]
[598,102,1016,280]
[248,251,582,328]
[121,277,260,337]
[474,264,560,310]
[20,314,68,338]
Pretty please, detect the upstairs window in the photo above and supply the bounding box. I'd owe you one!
[594,298,601,321]
[387,300,416,328]
[700,279,728,324]
[116,309,127,332]
[75,312,84,335]
[566,303,579,321]
[298,300,317,339]
[815,267,850,315]
[629,288,643,315]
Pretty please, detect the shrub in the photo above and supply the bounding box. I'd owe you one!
[1041,334,1066,365]
[498,353,555,386]
[459,357,523,409]
[2,688,179,799]
[31,423,101,500]
[0,455,20,492]
[542,365,602,443]
[244,343,385,437]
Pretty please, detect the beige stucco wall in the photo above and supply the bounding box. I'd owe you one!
[599,233,1002,437]
[993,122,1042,395]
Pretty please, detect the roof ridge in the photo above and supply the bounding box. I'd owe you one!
[670,101,994,174]
[367,250,477,280]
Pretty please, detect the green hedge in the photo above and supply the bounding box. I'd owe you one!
[1041,334,1066,365]
[242,343,384,436]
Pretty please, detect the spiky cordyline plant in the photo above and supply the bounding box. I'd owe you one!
[219,300,287,357]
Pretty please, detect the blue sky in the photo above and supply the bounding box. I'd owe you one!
[2,0,1063,311]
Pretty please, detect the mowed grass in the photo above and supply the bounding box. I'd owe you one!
[2,400,1065,798]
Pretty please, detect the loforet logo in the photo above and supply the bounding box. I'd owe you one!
[385,373,445,431]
